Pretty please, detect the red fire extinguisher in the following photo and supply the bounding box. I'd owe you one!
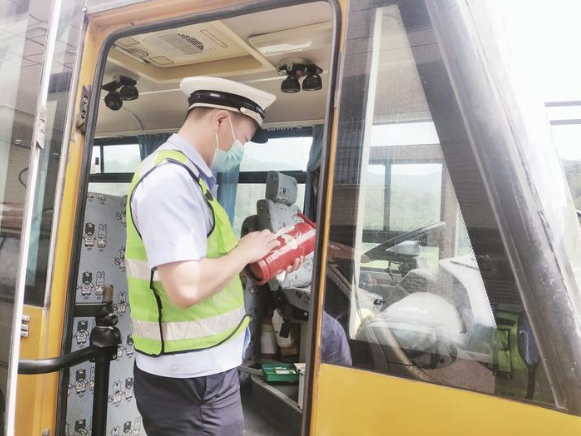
[247,213,316,285]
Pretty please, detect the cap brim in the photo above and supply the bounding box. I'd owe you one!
[251,125,269,144]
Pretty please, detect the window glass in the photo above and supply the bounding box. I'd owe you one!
[550,122,581,210]
[90,146,102,174]
[232,183,306,237]
[88,183,131,197]
[0,0,55,426]
[389,163,442,232]
[240,137,312,172]
[322,0,554,408]
[362,164,385,231]
[102,143,141,173]
[370,121,439,147]
[234,133,311,236]
[20,0,88,308]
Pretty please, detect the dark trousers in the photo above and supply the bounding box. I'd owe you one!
[134,364,244,436]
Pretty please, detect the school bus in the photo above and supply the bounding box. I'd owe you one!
[1,0,581,435]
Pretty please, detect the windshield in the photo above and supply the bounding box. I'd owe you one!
[486,0,581,309]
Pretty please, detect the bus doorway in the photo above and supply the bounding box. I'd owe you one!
[47,2,337,435]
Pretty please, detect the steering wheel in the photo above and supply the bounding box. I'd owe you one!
[363,222,446,262]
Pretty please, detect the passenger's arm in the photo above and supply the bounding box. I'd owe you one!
[158,229,280,309]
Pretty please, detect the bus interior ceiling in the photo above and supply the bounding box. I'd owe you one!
[69,3,334,436]
[95,3,333,138]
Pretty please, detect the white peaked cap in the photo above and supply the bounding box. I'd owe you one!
[180,76,276,143]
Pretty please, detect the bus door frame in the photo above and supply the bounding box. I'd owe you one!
[57,1,343,435]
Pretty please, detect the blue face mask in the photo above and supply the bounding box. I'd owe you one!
[212,117,244,173]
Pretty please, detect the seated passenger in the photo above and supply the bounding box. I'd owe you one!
[322,312,352,366]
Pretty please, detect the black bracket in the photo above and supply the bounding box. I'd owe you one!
[76,85,91,134]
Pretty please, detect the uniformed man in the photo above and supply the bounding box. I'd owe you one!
[125,77,303,436]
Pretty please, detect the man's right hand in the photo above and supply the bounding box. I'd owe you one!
[236,229,280,263]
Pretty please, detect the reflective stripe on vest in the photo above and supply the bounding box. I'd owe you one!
[126,149,248,356]
[125,258,160,282]
[131,305,247,342]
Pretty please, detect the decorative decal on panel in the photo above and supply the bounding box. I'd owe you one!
[134,417,142,436]
[74,369,88,397]
[83,223,96,250]
[95,271,106,300]
[98,224,108,251]
[123,420,132,436]
[75,320,89,347]
[115,341,124,362]
[73,418,89,436]
[90,367,95,393]
[116,291,128,316]
[125,377,134,401]
[109,380,123,407]
[117,200,127,227]
[78,272,94,300]
[67,193,143,436]
[126,334,134,357]
[115,248,126,271]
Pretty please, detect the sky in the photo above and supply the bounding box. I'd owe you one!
[491,0,581,161]
[499,0,581,103]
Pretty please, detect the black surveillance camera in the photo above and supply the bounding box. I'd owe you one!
[119,76,139,101]
[278,62,323,93]
[102,75,139,111]
[104,91,123,111]
[302,64,323,91]
[281,75,301,93]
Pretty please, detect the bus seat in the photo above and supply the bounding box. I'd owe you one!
[64,192,142,436]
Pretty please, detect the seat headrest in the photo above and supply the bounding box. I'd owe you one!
[265,171,298,205]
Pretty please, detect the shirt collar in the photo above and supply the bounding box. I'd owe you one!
[166,133,215,184]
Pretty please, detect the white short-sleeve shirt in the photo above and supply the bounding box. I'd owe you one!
[131,134,248,378]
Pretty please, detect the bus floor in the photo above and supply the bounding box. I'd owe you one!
[242,396,287,436]
[241,379,301,436]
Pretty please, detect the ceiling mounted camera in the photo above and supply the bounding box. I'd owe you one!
[278,59,323,94]
[101,73,140,111]
[302,64,323,91]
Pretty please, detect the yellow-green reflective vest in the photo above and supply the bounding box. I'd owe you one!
[125,149,248,356]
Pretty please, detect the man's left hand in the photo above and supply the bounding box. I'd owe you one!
[286,255,305,274]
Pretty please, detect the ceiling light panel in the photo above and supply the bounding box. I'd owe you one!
[249,21,332,57]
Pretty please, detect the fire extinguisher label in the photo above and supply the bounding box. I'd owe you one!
[281,234,298,250]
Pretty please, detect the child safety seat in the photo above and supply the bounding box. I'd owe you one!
[242,171,314,336]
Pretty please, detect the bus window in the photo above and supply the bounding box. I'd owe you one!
[88,138,141,196]
[547,106,581,212]
[233,128,312,236]
[322,0,555,408]
[1,0,55,429]
[102,143,141,173]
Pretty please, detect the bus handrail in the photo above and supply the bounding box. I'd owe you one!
[18,346,99,375]
[17,285,121,436]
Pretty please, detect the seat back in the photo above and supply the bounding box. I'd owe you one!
[64,192,143,436]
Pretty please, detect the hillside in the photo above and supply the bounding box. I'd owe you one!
[563,160,581,209]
